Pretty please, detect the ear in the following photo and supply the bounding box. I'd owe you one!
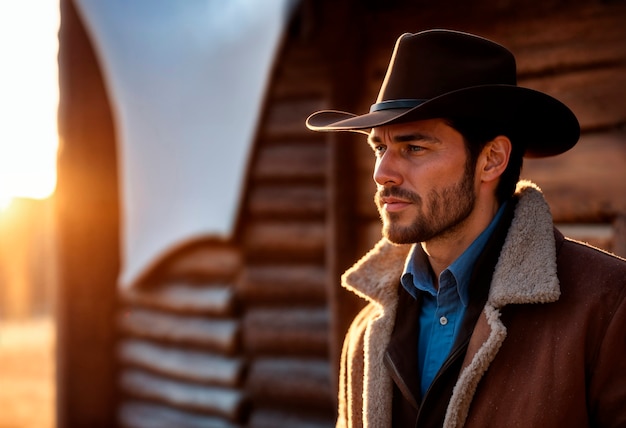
[479,136,512,183]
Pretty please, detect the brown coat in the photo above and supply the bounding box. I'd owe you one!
[337,181,626,427]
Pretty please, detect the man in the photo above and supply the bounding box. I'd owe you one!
[306,29,626,427]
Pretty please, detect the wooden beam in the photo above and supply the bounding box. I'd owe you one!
[246,358,333,410]
[118,339,244,387]
[242,307,329,356]
[522,66,626,132]
[244,221,326,262]
[119,309,239,354]
[119,370,246,422]
[120,283,235,316]
[163,245,241,282]
[248,409,334,428]
[247,184,326,219]
[119,401,240,428]
[486,2,626,76]
[523,130,626,222]
[261,97,327,139]
[237,264,327,304]
[250,140,328,181]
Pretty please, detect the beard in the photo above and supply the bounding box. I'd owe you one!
[375,160,477,244]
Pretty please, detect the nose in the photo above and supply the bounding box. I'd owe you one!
[373,150,403,187]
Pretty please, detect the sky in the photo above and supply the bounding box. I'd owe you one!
[0,0,60,208]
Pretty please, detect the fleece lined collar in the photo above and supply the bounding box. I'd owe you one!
[342,180,560,309]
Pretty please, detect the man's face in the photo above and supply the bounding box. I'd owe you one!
[369,118,477,244]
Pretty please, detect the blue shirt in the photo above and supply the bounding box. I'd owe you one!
[400,202,507,397]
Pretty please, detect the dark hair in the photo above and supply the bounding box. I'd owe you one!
[446,118,525,204]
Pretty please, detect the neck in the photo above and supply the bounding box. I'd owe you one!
[422,197,500,283]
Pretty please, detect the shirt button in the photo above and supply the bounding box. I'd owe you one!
[439,316,448,326]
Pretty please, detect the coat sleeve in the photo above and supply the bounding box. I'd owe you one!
[587,279,626,427]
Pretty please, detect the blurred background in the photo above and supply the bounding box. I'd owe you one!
[1,0,625,427]
[0,0,58,426]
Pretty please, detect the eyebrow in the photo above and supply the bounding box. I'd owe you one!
[368,132,440,145]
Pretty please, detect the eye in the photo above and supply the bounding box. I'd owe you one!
[371,144,387,156]
[407,144,425,153]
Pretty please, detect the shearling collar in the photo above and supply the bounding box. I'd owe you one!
[342,180,560,308]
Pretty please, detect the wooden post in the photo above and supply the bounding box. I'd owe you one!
[56,0,120,426]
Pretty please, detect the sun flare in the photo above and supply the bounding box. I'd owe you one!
[0,0,60,208]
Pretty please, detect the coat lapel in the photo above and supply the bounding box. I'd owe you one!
[341,239,412,427]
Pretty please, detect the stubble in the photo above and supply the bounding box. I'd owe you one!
[375,160,476,244]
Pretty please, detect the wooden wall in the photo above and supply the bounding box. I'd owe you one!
[344,0,626,258]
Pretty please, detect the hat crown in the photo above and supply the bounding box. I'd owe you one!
[377,30,517,103]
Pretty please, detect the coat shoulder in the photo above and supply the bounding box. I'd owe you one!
[556,229,626,275]
[555,228,626,300]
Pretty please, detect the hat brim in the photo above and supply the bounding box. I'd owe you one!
[306,85,580,158]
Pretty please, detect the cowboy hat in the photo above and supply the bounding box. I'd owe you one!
[306,29,580,158]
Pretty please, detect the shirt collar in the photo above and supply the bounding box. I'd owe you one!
[401,201,509,304]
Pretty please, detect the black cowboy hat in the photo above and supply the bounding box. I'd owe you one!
[306,29,580,158]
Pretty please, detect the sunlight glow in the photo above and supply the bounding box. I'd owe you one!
[0,0,60,206]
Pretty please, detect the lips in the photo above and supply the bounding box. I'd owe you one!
[376,187,419,214]
[381,196,412,212]
[382,196,409,204]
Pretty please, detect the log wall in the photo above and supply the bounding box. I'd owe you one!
[348,0,626,258]
[238,39,336,425]
[117,244,246,427]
